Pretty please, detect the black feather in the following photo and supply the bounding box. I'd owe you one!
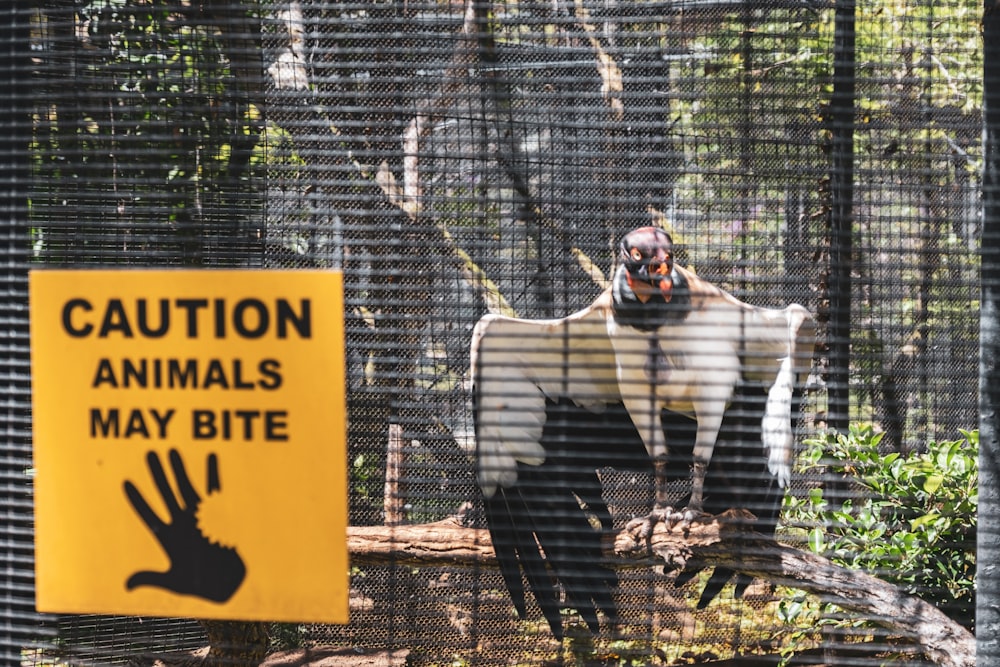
[484,487,565,637]
[682,379,806,608]
[478,386,800,637]
[480,399,651,639]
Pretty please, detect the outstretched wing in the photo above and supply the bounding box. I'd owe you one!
[676,301,816,608]
[472,292,638,639]
[471,291,621,496]
[757,304,817,488]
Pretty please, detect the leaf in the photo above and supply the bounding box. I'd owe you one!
[922,474,944,494]
[808,527,826,553]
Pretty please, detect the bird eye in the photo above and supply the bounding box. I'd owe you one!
[630,248,643,261]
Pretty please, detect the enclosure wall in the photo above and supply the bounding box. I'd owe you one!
[2,1,985,665]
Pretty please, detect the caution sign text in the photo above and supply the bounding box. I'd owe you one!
[30,270,349,623]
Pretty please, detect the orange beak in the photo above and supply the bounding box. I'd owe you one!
[659,276,673,302]
[626,271,673,303]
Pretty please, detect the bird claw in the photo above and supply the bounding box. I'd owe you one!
[626,505,709,541]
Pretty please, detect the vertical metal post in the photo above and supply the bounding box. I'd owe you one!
[827,0,856,432]
[0,3,52,661]
[978,1,1000,661]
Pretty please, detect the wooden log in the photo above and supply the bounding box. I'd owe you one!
[346,510,974,667]
[349,517,494,567]
[614,509,973,667]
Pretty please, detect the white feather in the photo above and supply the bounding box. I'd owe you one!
[470,303,621,497]
[471,270,817,499]
[761,355,794,488]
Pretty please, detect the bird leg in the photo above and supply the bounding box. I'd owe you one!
[685,459,712,523]
[620,357,728,541]
[626,450,716,541]
[624,455,691,540]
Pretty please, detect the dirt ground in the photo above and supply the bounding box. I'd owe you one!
[149,647,410,667]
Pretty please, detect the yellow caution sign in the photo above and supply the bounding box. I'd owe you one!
[29,269,348,623]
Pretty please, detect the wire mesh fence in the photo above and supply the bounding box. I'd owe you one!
[1,0,985,664]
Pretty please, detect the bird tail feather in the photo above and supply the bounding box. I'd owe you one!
[484,487,565,640]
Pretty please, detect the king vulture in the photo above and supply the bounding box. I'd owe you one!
[470,226,816,640]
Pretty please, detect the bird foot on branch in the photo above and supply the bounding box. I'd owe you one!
[624,505,709,541]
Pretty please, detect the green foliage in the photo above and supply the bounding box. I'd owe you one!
[268,622,306,650]
[76,0,237,189]
[34,0,263,263]
[783,424,977,626]
[350,453,384,523]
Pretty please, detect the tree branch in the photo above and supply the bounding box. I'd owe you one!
[617,510,973,667]
[349,516,495,567]
[347,510,974,667]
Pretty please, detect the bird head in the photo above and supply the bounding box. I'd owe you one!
[618,226,674,304]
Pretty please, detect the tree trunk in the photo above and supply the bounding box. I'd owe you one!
[825,0,856,432]
[198,621,270,667]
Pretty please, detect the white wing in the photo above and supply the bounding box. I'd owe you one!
[758,304,816,488]
[470,295,622,497]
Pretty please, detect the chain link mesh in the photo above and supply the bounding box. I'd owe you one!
[9,0,983,664]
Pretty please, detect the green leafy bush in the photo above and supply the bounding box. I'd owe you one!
[783,424,977,628]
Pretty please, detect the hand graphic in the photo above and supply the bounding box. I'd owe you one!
[124,449,246,603]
